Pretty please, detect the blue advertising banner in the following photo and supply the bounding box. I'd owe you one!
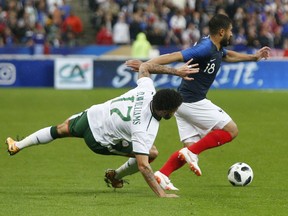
[0,60,54,87]
[213,61,288,89]
[94,60,183,88]
[0,58,287,89]
[50,45,118,55]
[94,60,288,89]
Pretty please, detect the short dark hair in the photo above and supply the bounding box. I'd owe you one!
[208,14,232,35]
[152,89,183,111]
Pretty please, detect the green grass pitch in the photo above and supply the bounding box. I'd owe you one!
[1,88,287,216]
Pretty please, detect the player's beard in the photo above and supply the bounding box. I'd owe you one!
[220,35,232,47]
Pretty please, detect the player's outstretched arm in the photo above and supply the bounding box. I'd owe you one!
[126,51,184,71]
[135,154,178,198]
[138,59,199,81]
[223,46,271,62]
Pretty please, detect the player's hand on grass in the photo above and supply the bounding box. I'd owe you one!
[126,59,143,71]
[176,58,199,81]
[162,193,179,198]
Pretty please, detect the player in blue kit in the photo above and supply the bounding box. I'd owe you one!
[105,13,270,190]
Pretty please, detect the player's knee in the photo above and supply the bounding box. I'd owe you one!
[231,122,239,139]
[149,145,159,160]
[183,135,200,147]
[56,120,70,137]
[232,125,239,139]
[225,121,238,139]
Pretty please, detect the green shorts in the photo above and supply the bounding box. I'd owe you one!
[68,111,133,156]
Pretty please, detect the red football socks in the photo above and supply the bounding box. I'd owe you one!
[188,129,232,154]
[159,150,186,177]
[159,129,232,177]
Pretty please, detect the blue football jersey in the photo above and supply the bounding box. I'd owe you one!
[179,36,227,102]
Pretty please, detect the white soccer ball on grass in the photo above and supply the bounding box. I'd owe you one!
[228,162,253,186]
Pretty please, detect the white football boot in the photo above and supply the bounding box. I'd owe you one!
[179,147,202,176]
[154,171,179,191]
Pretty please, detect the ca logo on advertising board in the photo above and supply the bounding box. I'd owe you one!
[54,58,93,89]
[0,63,16,86]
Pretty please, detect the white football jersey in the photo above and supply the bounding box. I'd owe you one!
[87,77,159,155]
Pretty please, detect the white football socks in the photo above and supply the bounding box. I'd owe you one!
[115,158,139,179]
[15,127,54,149]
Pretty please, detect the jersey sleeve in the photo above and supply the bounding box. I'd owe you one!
[130,77,158,155]
[131,131,156,155]
[136,77,155,92]
[181,39,211,62]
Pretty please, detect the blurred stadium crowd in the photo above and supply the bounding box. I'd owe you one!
[0,0,80,48]
[1,0,288,50]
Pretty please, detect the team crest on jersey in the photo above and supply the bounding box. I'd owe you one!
[122,140,130,147]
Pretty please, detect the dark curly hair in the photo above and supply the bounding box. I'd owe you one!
[152,89,183,111]
[209,14,232,35]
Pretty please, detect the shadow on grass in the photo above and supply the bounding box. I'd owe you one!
[0,188,142,198]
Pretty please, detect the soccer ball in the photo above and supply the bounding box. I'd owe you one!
[227,162,253,186]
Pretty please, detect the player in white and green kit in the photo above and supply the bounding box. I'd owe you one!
[6,60,198,198]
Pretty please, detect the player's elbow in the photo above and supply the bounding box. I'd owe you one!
[149,145,159,161]
[138,62,151,77]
